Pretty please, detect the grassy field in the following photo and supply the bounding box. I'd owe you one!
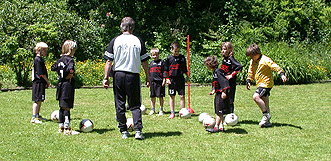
[1,83,330,160]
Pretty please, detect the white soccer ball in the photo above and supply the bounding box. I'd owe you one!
[198,113,210,123]
[203,116,216,129]
[179,108,191,119]
[225,113,238,126]
[79,119,94,132]
[140,105,146,115]
[51,110,59,122]
[126,118,134,132]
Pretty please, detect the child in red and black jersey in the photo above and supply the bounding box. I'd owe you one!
[204,55,230,132]
[220,42,242,114]
[164,41,188,119]
[147,48,166,116]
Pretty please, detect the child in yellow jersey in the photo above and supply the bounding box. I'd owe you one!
[246,44,287,127]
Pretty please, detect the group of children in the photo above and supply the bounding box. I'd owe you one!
[31,39,287,135]
[31,40,79,135]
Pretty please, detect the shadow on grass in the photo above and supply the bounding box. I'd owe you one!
[144,131,182,139]
[239,120,302,130]
[224,128,248,134]
[91,128,116,134]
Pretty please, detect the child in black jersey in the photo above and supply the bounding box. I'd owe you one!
[31,42,50,124]
[147,48,166,116]
[51,40,79,135]
[204,55,230,132]
[220,42,242,114]
[164,41,188,119]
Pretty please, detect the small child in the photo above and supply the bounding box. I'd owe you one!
[164,41,189,119]
[246,43,287,127]
[204,55,230,132]
[51,40,79,135]
[147,48,166,116]
[31,42,50,123]
[220,42,242,114]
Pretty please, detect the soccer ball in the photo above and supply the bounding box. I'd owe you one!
[198,113,210,123]
[126,118,134,132]
[79,119,94,132]
[50,110,59,122]
[225,113,238,126]
[179,108,191,119]
[140,105,146,115]
[203,116,216,129]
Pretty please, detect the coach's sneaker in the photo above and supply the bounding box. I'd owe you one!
[64,127,80,135]
[158,111,164,116]
[169,113,175,119]
[261,121,272,128]
[259,113,271,127]
[134,131,145,140]
[206,127,224,133]
[30,118,42,124]
[121,131,129,139]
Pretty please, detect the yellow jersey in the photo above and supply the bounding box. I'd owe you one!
[247,55,284,88]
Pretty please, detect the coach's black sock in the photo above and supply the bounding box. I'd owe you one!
[262,111,268,114]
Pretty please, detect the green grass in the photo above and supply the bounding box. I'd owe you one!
[1,83,331,160]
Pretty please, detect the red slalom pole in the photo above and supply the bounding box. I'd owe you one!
[187,35,194,113]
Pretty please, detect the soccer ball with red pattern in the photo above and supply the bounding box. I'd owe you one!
[79,119,94,132]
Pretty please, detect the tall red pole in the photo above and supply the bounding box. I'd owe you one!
[187,35,194,113]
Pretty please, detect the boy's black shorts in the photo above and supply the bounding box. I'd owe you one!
[168,77,185,96]
[255,87,272,97]
[32,82,46,102]
[150,81,165,98]
[214,93,230,116]
[59,99,74,109]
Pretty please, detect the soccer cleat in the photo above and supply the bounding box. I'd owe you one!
[30,118,42,124]
[169,113,175,119]
[58,127,64,133]
[259,113,271,127]
[158,111,164,116]
[134,131,145,140]
[206,127,224,133]
[261,121,272,128]
[64,127,80,135]
[148,110,155,115]
[122,131,129,139]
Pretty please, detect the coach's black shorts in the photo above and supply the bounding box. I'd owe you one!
[150,81,165,98]
[168,77,185,96]
[214,93,230,116]
[255,87,272,97]
[32,82,46,102]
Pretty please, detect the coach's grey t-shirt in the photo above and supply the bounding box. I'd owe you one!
[103,33,150,74]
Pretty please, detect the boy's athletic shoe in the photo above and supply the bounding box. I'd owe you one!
[259,113,271,127]
[148,110,155,115]
[122,131,129,139]
[206,127,224,133]
[169,113,175,119]
[30,118,42,124]
[261,121,272,128]
[135,131,145,140]
[64,127,80,135]
[158,111,164,116]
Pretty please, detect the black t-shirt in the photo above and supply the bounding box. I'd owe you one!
[164,54,187,78]
[219,56,242,83]
[51,56,75,82]
[213,68,230,93]
[32,56,48,83]
[149,59,165,82]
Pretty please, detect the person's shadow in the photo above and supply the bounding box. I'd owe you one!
[239,120,303,129]
[143,131,182,139]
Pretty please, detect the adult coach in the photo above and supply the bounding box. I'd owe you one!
[102,17,150,140]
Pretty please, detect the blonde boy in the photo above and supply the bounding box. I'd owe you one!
[31,42,50,124]
[246,43,287,127]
